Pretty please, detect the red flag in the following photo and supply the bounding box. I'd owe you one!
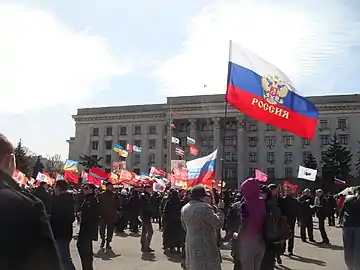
[64,170,79,184]
[150,167,166,177]
[173,168,188,180]
[282,181,298,193]
[255,169,268,182]
[189,146,198,156]
[89,167,109,180]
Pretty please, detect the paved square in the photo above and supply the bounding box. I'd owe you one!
[70,221,346,269]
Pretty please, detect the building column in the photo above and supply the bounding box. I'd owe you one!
[237,116,246,186]
[111,125,118,168]
[212,117,222,180]
[140,125,149,173]
[98,126,105,168]
[126,125,134,171]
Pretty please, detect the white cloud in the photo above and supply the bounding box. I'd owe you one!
[154,0,360,96]
[0,4,131,114]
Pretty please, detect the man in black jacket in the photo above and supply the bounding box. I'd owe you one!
[139,185,154,252]
[77,183,99,270]
[279,186,299,256]
[50,179,76,270]
[315,189,330,245]
[0,133,62,270]
[339,187,360,269]
[298,189,315,242]
[33,181,51,214]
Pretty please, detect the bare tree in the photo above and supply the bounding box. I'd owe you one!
[45,154,65,175]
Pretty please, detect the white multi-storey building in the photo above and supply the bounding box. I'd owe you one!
[68,94,360,187]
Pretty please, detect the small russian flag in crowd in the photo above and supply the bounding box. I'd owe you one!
[334,178,346,185]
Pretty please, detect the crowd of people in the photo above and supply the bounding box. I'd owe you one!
[1,133,360,270]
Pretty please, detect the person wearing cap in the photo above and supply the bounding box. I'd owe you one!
[181,185,225,270]
[0,133,62,269]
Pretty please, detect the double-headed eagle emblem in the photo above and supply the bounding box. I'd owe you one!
[261,75,289,105]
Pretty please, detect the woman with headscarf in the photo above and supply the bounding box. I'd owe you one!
[163,190,184,253]
[233,178,266,270]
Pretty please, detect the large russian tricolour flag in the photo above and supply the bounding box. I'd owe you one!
[225,41,319,140]
[186,149,217,187]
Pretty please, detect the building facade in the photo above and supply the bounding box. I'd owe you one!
[68,94,360,187]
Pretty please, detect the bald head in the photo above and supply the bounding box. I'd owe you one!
[0,133,15,176]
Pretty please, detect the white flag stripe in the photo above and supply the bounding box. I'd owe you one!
[298,165,317,181]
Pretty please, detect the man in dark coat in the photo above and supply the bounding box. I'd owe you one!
[98,182,118,250]
[298,188,315,242]
[33,181,51,214]
[0,133,62,270]
[50,179,76,270]
[139,185,154,252]
[279,186,299,256]
[314,189,330,244]
[77,183,99,270]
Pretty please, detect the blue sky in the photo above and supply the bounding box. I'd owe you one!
[1,0,360,159]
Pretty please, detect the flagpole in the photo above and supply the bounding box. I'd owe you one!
[168,99,172,174]
[221,40,232,194]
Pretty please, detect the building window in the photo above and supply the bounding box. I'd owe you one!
[285,167,293,178]
[134,140,141,147]
[267,168,275,178]
[320,135,329,146]
[149,125,157,134]
[149,139,156,149]
[225,152,231,162]
[248,167,255,177]
[120,126,127,135]
[338,119,347,129]
[283,135,293,147]
[105,155,111,165]
[266,136,275,148]
[231,136,237,146]
[164,154,167,163]
[267,152,275,163]
[201,122,208,131]
[285,152,293,163]
[91,141,99,150]
[303,151,311,163]
[225,136,231,146]
[232,152,237,161]
[163,139,167,149]
[225,168,237,179]
[339,134,348,145]
[118,140,126,148]
[179,123,186,132]
[92,127,99,136]
[105,140,112,150]
[134,126,141,135]
[248,122,257,131]
[208,136,214,146]
[106,127,112,136]
[319,120,328,130]
[249,152,257,163]
[148,154,155,164]
[303,138,310,146]
[248,137,257,147]
[266,124,275,131]
[134,154,140,164]
[231,121,237,131]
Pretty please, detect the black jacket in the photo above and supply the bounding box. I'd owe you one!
[50,191,75,240]
[33,186,51,214]
[339,195,360,227]
[279,195,299,221]
[0,170,62,270]
[139,191,152,219]
[79,193,99,241]
[298,195,314,219]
